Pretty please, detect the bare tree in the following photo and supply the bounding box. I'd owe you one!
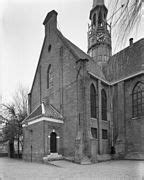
[108,0,143,48]
[2,85,28,158]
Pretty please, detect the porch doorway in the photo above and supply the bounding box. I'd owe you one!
[50,132,57,153]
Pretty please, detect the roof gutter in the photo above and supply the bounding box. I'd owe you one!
[88,70,144,86]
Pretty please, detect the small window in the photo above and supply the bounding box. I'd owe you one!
[91,128,97,139]
[47,64,53,89]
[102,129,108,139]
[48,45,52,52]
[60,47,63,57]
[93,14,96,26]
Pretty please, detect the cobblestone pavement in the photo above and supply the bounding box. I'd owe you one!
[0,157,144,180]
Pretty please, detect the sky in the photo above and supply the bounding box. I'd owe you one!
[1,0,144,103]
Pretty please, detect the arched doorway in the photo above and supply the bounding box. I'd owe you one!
[50,132,57,153]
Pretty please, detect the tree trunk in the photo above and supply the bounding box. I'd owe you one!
[17,135,20,158]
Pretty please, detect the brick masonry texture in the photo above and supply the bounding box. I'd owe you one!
[23,5,144,163]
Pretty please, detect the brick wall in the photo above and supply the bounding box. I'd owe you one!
[23,122,44,162]
[124,74,144,154]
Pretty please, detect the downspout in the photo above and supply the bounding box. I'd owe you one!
[39,65,42,103]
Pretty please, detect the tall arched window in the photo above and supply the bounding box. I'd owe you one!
[47,64,53,89]
[90,84,97,118]
[93,14,96,26]
[98,11,102,26]
[101,89,107,121]
[132,82,144,117]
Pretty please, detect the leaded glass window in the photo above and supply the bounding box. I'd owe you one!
[102,129,108,139]
[132,82,144,117]
[90,84,98,118]
[47,64,53,89]
[91,128,97,139]
[101,89,107,121]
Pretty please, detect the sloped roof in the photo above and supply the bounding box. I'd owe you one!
[57,30,92,61]
[26,105,42,120]
[44,103,63,120]
[56,30,105,80]
[87,59,106,80]
[103,38,144,82]
[23,103,63,123]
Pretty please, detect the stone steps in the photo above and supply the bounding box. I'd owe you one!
[43,153,63,162]
[80,156,92,165]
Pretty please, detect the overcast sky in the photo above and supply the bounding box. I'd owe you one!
[1,0,144,103]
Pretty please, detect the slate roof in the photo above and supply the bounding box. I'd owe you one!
[103,38,144,82]
[23,103,63,124]
[26,105,42,120]
[56,30,105,80]
[44,103,63,120]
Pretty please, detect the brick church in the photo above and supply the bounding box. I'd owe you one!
[22,0,144,163]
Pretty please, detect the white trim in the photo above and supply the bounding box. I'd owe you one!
[23,117,64,127]
[42,102,45,114]
[88,71,144,85]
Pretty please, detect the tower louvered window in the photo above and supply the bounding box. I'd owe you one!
[132,82,144,117]
[93,14,96,26]
[47,64,53,89]
[90,84,98,118]
[101,89,107,120]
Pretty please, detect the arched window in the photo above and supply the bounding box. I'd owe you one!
[132,82,144,117]
[90,84,97,118]
[101,89,107,120]
[47,64,53,89]
[93,14,96,26]
[98,11,102,26]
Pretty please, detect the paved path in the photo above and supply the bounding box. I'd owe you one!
[0,157,144,180]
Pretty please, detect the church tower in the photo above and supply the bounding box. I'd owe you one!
[88,0,111,66]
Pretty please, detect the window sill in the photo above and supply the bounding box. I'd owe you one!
[131,115,144,120]
[90,117,98,121]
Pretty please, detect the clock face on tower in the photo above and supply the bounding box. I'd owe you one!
[96,32,105,42]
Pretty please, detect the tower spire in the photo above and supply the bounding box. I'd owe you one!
[88,0,111,66]
[93,0,105,8]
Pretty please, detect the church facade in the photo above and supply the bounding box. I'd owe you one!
[22,0,144,163]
